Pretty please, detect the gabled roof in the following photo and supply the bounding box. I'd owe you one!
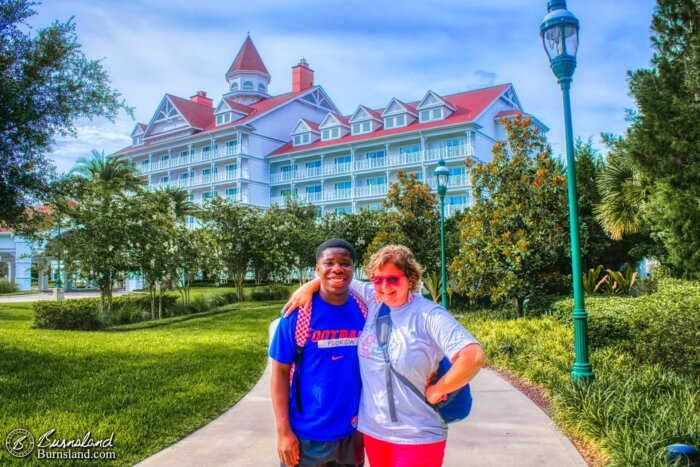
[349,105,383,123]
[270,83,513,157]
[319,112,350,129]
[166,95,215,130]
[291,118,320,135]
[214,98,252,116]
[495,109,550,132]
[116,86,335,154]
[130,123,147,137]
[382,98,418,117]
[227,36,269,77]
[416,90,456,111]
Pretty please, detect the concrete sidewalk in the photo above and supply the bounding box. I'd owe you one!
[138,320,586,467]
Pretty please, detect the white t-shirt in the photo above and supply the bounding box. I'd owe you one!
[351,280,479,444]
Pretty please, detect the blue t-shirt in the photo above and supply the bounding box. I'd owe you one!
[269,293,365,441]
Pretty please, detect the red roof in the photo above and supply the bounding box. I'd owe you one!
[116,88,319,154]
[137,123,147,131]
[223,98,253,115]
[166,94,215,130]
[270,84,511,157]
[299,119,319,131]
[227,36,269,76]
[495,109,523,118]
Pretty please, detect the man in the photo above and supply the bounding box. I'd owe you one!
[269,239,365,467]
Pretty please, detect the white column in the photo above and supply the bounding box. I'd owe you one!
[14,237,33,291]
[38,263,48,289]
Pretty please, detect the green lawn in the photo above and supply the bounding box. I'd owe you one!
[0,299,282,466]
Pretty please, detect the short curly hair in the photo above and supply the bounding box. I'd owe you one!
[365,245,423,293]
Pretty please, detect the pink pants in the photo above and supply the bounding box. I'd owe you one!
[362,433,447,467]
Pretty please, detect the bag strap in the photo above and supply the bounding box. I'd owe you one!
[289,292,367,413]
[376,304,452,422]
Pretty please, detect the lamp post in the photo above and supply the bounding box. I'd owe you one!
[540,0,593,380]
[434,160,450,309]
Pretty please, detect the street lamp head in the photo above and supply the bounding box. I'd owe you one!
[434,160,449,197]
[540,0,579,82]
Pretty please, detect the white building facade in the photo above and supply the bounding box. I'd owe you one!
[116,37,547,219]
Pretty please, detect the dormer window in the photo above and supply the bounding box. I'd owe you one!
[420,108,443,122]
[216,113,233,126]
[132,136,143,146]
[321,127,341,140]
[319,112,350,141]
[384,114,406,129]
[243,81,253,91]
[352,121,372,135]
[294,133,311,145]
[257,83,266,92]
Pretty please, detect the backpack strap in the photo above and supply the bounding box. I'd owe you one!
[288,292,367,413]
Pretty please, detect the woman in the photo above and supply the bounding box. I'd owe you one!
[283,245,484,467]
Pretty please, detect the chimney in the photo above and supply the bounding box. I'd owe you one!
[190,91,213,107]
[292,59,314,93]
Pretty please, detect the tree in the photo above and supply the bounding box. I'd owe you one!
[54,149,144,313]
[451,116,570,315]
[319,208,383,275]
[280,197,322,283]
[0,1,131,230]
[367,171,441,274]
[202,198,260,301]
[621,0,700,278]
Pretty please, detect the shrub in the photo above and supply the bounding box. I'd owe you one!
[0,279,19,294]
[33,300,104,330]
[250,285,292,301]
[546,279,700,374]
[33,294,180,330]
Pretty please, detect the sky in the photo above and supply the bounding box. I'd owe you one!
[28,0,658,174]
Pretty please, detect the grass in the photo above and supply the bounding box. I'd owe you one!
[458,308,700,467]
[0,299,282,466]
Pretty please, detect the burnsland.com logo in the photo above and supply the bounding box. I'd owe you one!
[5,429,35,458]
[5,428,116,460]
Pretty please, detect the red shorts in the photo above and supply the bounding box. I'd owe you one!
[362,433,446,467]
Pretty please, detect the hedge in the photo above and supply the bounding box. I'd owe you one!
[545,278,700,374]
[33,294,179,330]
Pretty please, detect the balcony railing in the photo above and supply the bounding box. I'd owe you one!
[139,145,248,174]
[355,184,388,198]
[445,203,469,217]
[195,192,250,206]
[148,169,249,191]
[425,173,470,189]
[269,144,473,183]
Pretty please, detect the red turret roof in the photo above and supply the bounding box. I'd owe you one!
[227,36,269,76]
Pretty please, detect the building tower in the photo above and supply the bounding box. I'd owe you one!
[224,36,271,105]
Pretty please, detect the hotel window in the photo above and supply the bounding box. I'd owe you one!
[385,116,395,129]
[226,188,238,198]
[439,139,464,157]
[161,155,169,162]
[230,82,239,91]
[448,195,467,206]
[226,141,238,154]
[141,160,149,167]
[420,108,443,122]
[396,115,406,126]
[322,129,330,140]
[306,185,322,194]
[203,191,216,200]
[243,81,253,91]
[335,181,351,192]
[367,150,385,159]
[399,144,420,155]
[180,151,188,159]
[160,176,169,183]
[352,121,372,135]
[306,160,321,176]
[336,155,351,165]
[294,133,311,146]
[332,128,340,138]
[216,113,232,126]
[258,83,265,92]
[202,146,211,158]
[226,164,238,176]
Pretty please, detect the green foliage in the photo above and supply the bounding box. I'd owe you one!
[367,171,441,274]
[547,278,700,374]
[319,208,383,270]
[621,0,700,278]
[451,115,570,316]
[604,266,638,295]
[250,285,292,301]
[582,265,604,296]
[0,1,131,230]
[0,279,19,294]
[458,300,700,467]
[32,294,180,330]
[421,271,443,303]
[33,300,104,330]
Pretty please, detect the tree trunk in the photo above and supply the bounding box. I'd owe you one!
[515,297,525,318]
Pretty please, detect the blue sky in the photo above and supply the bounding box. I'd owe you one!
[29,0,657,173]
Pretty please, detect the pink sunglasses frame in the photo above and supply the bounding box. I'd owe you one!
[369,274,406,286]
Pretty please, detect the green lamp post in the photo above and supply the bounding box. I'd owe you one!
[434,160,450,309]
[540,0,594,380]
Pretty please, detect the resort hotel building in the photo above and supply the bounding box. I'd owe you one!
[115,36,547,221]
[0,36,547,291]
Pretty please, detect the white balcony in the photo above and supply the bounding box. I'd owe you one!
[323,162,352,176]
[323,189,352,201]
[195,192,250,206]
[354,157,387,171]
[270,171,293,183]
[355,184,388,198]
[424,144,473,162]
[139,144,248,174]
[148,169,249,191]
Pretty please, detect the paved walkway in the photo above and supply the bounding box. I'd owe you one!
[0,289,130,303]
[138,320,586,467]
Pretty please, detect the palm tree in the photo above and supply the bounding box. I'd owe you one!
[71,149,144,193]
[155,186,200,222]
[594,150,649,240]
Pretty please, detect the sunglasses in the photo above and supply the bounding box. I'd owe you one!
[369,275,405,286]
